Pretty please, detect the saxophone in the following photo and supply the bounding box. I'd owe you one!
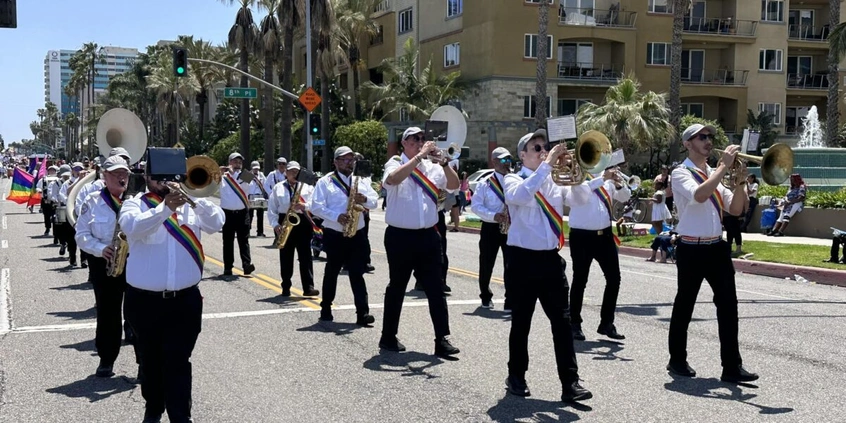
[342,176,366,238]
[499,205,510,235]
[275,183,304,249]
[106,223,129,277]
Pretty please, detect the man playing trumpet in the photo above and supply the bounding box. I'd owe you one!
[310,147,378,325]
[75,156,137,378]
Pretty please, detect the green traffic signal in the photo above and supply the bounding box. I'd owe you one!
[176,66,185,75]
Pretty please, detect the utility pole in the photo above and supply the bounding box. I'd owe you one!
[306,0,314,171]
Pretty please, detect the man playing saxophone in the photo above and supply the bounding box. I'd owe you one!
[74,156,136,378]
[470,147,513,310]
[310,147,378,325]
[267,161,319,297]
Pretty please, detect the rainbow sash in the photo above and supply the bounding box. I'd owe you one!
[687,167,724,221]
[583,175,621,246]
[329,172,350,196]
[488,175,505,204]
[534,191,565,250]
[223,173,249,208]
[141,194,205,272]
[100,188,122,214]
[410,168,439,205]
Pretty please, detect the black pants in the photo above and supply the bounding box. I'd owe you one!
[508,247,579,384]
[363,211,372,265]
[41,200,54,232]
[831,236,846,262]
[569,227,621,326]
[438,210,448,283]
[56,221,77,263]
[249,207,265,235]
[383,226,450,339]
[669,241,742,369]
[478,222,509,303]
[125,285,202,423]
[89,256,128,365]
[741,197,758,232]
[222,209,251,271]
[320,228,369,315]
[724,215,743,247]
[665,196,674,215]
[278,213,314,291]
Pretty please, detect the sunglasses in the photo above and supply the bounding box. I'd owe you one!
[531,143,552,153]
[694,133,715,141]
[498,157,512,164]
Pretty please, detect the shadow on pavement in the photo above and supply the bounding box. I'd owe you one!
[48,306,96,320]
[463,307,512,321]
[50,281,93,291]
[664,375,794,415]
[46,374,135,403]
[363,351,443,379]
[256,296,318,306]
[60,339,97,354]
[40,257,69,263]
[297,320,362,336]
[575,339,633,362]
[486,394,584,422]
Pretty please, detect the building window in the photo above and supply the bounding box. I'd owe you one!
[370,25,384,45]
[759,103,782,125]
[759,49,783,71]
[399,8,413,33]
[524,34,554,59]
[400,107,409,122]
[646,42,671,65]
[681,103,704,118]
[447,0,462,17]
[648,0,672,14]
[761,0,784,22]
[558,98,591,116]
[444,43,460,67]
[523,95,553,119]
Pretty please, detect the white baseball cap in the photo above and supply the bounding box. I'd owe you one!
[334,146,354,159]
[287,161,301,171]
[681,123,717,142]
[491,147,512,160]
[402,127,424,140]
[251,161,260,169]
[103,156,130,172]
[228,152,244,161]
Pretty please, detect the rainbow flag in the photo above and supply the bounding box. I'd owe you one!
[9,168,40,205]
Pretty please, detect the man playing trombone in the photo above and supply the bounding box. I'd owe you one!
[219,152,255,276]
[667,123,758,383]
[310,147,378,325]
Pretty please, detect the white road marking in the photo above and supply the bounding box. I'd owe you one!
[2,215,6,229]
[1,240,7,248]
[0,268,11,334]
[7,299,496,335]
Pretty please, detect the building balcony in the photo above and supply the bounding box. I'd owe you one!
[557,62,623,83]
[683,17,757,37]
[681,68,748,86]
[373,0,391,14]
[558,8,636,28]
[786,74,829,90]
[788,25,830,42]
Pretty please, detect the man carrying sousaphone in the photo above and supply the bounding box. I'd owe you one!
[219,152,255,276]
[75,156,137,379]
[58,162,85,266]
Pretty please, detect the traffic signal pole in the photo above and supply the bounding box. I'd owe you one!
[305,0,314,171]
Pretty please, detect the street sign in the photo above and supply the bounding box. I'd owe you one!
[224,87,257,99]
[299,87,321,112]
[312,139,325,146]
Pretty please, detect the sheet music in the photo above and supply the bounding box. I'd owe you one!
[547,116,578,142]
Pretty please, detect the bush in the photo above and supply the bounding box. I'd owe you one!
[209,130,267,165]
[332,120,388,178]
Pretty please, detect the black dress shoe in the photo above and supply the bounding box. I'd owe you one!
[95,362,114,378]
[303,288,320,297]
[81,260,88,269]
[223,269,233,276]
[561,381,592,402]
[59,245,66,256]
[280,288,291,297]
[414,285,424,291]
[365,264,375,273]
[243,264,256,275]
[597,323,625,340]
[666,361,696,377]
[721,365,759,383]
[142,410,163,423]
[506,375,531,397]
[434,337,460,357]
[379,336,406,352]
[43,229,50,236]
[571,324,586,341]
[356,314,375,326]
[443,284,452,293]
[319,309,333,322]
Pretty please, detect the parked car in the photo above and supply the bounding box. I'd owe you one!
[467,168,495,196]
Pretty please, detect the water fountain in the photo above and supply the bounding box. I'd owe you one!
[797,106,823,148]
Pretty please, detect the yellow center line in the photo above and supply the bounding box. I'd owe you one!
[205,256,322,310]
[370,248,504,285]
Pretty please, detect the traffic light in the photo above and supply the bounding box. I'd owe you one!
[309,114,321,137]
[0,0,17,29]
[172,47,188,77]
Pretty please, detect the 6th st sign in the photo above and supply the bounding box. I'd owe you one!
[224,87,257,99]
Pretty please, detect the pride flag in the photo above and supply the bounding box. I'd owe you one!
[8,168,40,206]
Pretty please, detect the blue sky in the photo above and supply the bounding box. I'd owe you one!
[0,0,268,145]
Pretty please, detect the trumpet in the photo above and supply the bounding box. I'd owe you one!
[551,130,613,186]
[428,143,461,163]
[713,143,794,189]
[617,171,641,191]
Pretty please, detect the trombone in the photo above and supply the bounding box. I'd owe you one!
[713,143,794,189]
[551,130,613,186]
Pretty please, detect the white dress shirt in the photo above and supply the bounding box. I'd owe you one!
[249,171,267,196]
[118,192,225,291]
[310,172,379,233]
[42,177,59,203]
[49,179,64,204]
[264,170,286,193]
[219,170,251,210]
[75,178,105,218]
[58,176,78,204]
[267,180,314,228]
[383,154,448,229]
[75,189,120,257]
[568,176,631,231]
[504,162,571,251]
[471,172,508,223]
[672,158,734,238]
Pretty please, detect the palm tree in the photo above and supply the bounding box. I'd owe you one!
[825,0,842,146]
[668,0,689,161]
[278,0,304,161]
[535,0,549,128]
[309,0,340,172]
[577,76,675,158]
[334,0,381,120]
[220,0,261,162]
[69,42,105,157]
[258,0,283,172]
[179,36,225,144]
[64,112,79,155]
[146,50,202,146]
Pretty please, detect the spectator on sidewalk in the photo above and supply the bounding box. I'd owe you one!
[825,229,846,264]
[654,165,674,215]
[650,180,672,235]
[740,174,759,233]
[646,231,678,263]
[768,174,807,237]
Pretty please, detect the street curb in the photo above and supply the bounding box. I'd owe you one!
[457,226,846,287]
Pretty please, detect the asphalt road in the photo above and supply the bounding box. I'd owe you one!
[1,178,845,422]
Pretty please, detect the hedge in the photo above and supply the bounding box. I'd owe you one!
[332,120,388,178]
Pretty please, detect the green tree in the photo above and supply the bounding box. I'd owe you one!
[332,120,387,178]
[69,42,106,157]
[145,49,201,146]
[334,0,382,120]
[668,0,690,162]
[279,0,305,161]
[826,2,843,147]
[258,0,284,172]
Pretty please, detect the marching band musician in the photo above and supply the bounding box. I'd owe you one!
[48,165,68,246]
[503,130,591,402]
[310,146,378,325]
[57,162,85,266]
[40,165,59,238]
[354,152,376,273]
[219,152,255,276]
[74,156,136,378]
[119,154,225,423]
[379,126,460,358]
[248,161,268,237]
[567,165,630,342]
[267,161,320,297]
[470,147,513,310]
[667,124,758,383]
[264,157,288,193]
[74,157,103,272]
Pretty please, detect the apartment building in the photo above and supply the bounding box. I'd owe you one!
[319,0,846,160]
